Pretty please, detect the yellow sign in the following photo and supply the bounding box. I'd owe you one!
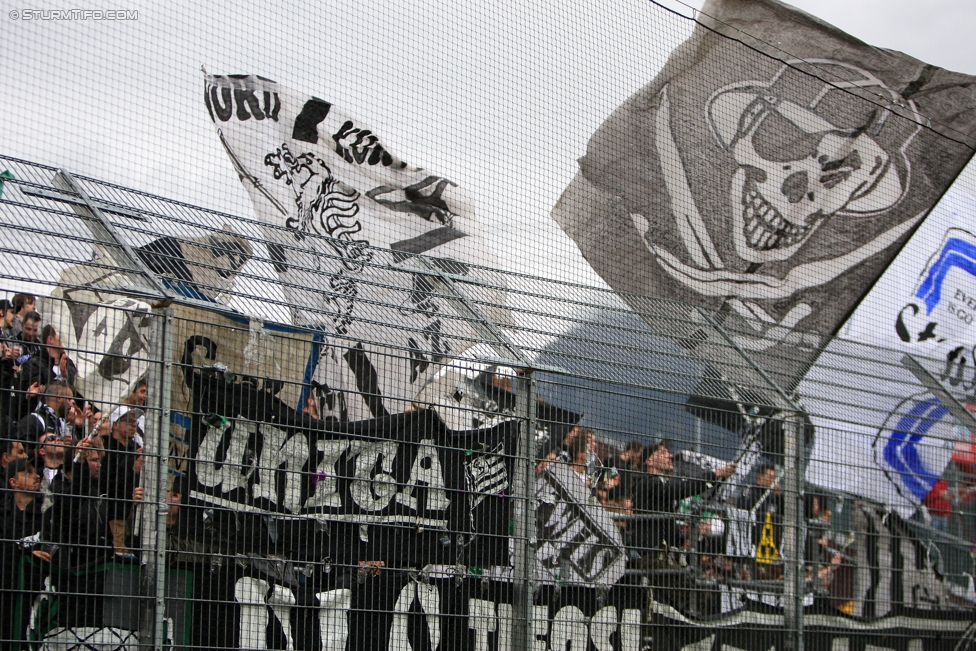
[756,511,781,564]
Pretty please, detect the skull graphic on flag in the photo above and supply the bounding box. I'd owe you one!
[553,0,976,392]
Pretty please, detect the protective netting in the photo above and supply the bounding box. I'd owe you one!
[2,2,976,651]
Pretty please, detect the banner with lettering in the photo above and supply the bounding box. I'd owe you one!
[187,568,645,651]
[205,73,508,422]
[182,353,518,569]
[803,191,976,516]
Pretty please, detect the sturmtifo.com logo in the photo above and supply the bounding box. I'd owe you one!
[8,9,138,20]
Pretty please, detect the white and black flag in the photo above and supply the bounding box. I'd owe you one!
[205,73,505,422]
[552,0,976,391]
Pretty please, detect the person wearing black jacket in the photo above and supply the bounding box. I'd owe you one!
[632,440,736,559]
[9,294,35,340]
[17,380,73,445]
[632,440,736,616]
[47,451,110,570]
[15,311,41,365]
[0,299,17,436]
[738,462,784,579]
[1,457,52,645]
[9,311,42,424]
[19,326,78,401]
[103,408,142,555]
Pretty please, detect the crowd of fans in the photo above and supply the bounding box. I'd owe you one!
[2,291,971,637]
[0,293,152,641]
[536,423,855,615]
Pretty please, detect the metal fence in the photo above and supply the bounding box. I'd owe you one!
[0,156,973,651]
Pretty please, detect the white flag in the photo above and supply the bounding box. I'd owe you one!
[206,73,504,422]
[803,191,976,516]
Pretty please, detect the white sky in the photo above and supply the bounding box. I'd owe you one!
[0,0,974,296]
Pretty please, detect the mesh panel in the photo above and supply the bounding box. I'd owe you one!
[2,2,976,651]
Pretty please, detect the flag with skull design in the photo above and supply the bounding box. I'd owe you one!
[205,74,507,423]
[553,0,976,396]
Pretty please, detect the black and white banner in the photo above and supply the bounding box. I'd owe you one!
[183,358,517,568]
[551,0,976,393]
[535,463,627,589]
[169,569,646,651]
[205,73,506,422]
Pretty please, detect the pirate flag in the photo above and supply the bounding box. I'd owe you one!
[552,0,976,395]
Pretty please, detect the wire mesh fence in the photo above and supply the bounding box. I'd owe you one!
[0,157,973,651]
[3,1,976,649]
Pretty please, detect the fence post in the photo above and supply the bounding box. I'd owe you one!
[781,413,805,651]
[139,307,175,651]
[511,370,537,651]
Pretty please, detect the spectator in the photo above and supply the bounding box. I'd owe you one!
[566,430,594,490]
[804,492,843,592]
[922,478,951,532]
[0,299,15,340]
[1,456,51,645]
[0,301,19,435]
[20,325,78,393]
[1,456,51,556]
[609,440,644,472]
[738,462,784,579]
[597,470,633,535]
[536,425,599,476]
[10,293,36,339]
[607,440,645,503]
[11,312,43,423]
[104,408,143,555]
[15,310,41,364]
[122,378,147,409]
[632,439,736,563]
[631,440,735,616]
[676,494,725,555]
[0,436,27,507]
[47,437,110,569]
[82,435,104,479]
[36,429,68,511]
[0,436,27,471]
[17,380,73,444]
[109,379,147,448]
[132,480,220,565]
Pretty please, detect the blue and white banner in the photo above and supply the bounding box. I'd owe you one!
[803,190,976,516]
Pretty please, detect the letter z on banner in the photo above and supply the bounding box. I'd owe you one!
[205,73,506,422]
